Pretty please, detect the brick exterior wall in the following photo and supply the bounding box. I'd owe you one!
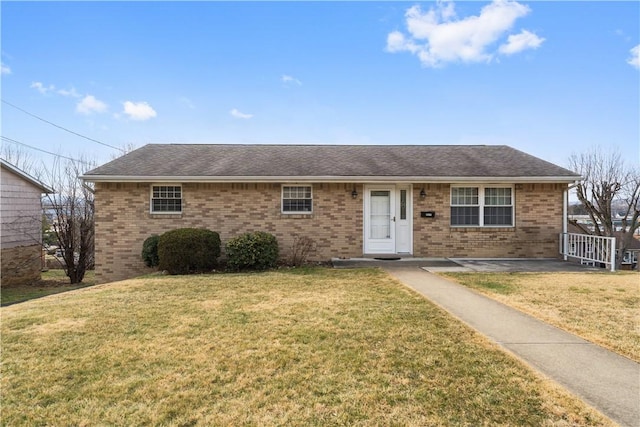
[1,244,42,287]
[94,182,364,283]
[413,183,564,258]
[94,181,565,283]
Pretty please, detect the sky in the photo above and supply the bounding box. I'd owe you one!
[1,1,638,173]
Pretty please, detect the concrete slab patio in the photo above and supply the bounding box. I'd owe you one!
[332,257,602,273]
[385,267,640,427]
[446,258,604,273]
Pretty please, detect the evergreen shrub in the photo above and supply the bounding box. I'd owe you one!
[226,231,279,271]
[158,228,221,274]
[141,235,160,267]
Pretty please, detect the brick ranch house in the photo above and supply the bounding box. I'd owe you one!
[1,159,53,286]
[82,144,581,283]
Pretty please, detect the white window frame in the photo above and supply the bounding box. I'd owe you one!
[150,184,183,214]
[281,185,313,214]
[450,185,514,227]
[622,250,638,264]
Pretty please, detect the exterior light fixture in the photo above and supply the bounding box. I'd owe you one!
[352,188,358,199]
[420,188,427,198]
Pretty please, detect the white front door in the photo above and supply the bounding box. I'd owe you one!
[363,185,412,254]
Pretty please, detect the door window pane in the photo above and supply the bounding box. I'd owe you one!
[400,190,407,220]
[370,191,390,239]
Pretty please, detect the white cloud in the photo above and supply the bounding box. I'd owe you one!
[230,108,253,119]
[31,81,56,94]
[76,95,108,115]
[628,44,640,70]
[31,81,82,98]
[122,101,157,121]
[57,87,81,98]
[178,96,195,109]
[386,0,543,67]
[499,29,545,55]
[281,74,302,86]
[1,62,11,75]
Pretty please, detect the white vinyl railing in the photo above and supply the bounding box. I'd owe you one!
[560,233,616,272]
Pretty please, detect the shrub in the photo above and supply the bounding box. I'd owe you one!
[141,235,160,267]
[289,235,317,266]
[226,231,279,271]
[158,228,221,274]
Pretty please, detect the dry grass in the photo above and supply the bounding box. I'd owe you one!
[1,268,613,426]
[441,271,640,362]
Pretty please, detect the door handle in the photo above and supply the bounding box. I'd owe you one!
[393,216,396,222]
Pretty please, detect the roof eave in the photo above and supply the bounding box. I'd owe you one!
[1,160,54,193]
[81,175,582,184]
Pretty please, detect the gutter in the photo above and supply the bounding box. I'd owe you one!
[563,180,581,260]
[81,175,583,184]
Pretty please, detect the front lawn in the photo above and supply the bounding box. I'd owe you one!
[441,271,640,362]
[1,268,611,425]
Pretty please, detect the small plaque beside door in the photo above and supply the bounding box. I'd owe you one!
[420,211,435,218]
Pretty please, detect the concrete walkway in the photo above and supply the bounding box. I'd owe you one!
[385,267,640,427]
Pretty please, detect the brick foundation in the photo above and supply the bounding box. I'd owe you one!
[1,244,42,286]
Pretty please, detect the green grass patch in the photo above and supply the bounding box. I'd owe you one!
[1,270,96,306]
[1,268,610,425]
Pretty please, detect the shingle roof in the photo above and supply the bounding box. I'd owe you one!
[83,144,580,182]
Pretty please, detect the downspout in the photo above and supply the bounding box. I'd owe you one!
[563,187,568,260]
[563,181,580,261]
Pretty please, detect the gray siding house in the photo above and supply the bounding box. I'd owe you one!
[1,159,53,286]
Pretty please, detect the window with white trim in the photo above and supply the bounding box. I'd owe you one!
[483,187,513,226]
[450,187,479,226]
[451,186,513,227]
[282,185,312,213]
[151,185,182,213]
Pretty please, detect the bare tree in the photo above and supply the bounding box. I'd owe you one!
[569,147,640,268]
[110,142,137,160]
[43,156,96,284]
[1,143,36,174]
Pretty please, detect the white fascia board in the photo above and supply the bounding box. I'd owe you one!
[82,175,582,184]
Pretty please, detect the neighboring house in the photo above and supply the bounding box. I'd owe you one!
[1,159,53,286]
[569,214,640,236]
[617,232,640,269]
[82,144,581,283]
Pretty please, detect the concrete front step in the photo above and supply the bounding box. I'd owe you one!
[331,257,461,269]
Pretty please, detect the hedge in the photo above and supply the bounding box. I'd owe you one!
[225,231,279,271]
[158,228,221,274]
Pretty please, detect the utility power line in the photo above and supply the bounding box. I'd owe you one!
[2,99,125,152]
[1,135,94,165]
